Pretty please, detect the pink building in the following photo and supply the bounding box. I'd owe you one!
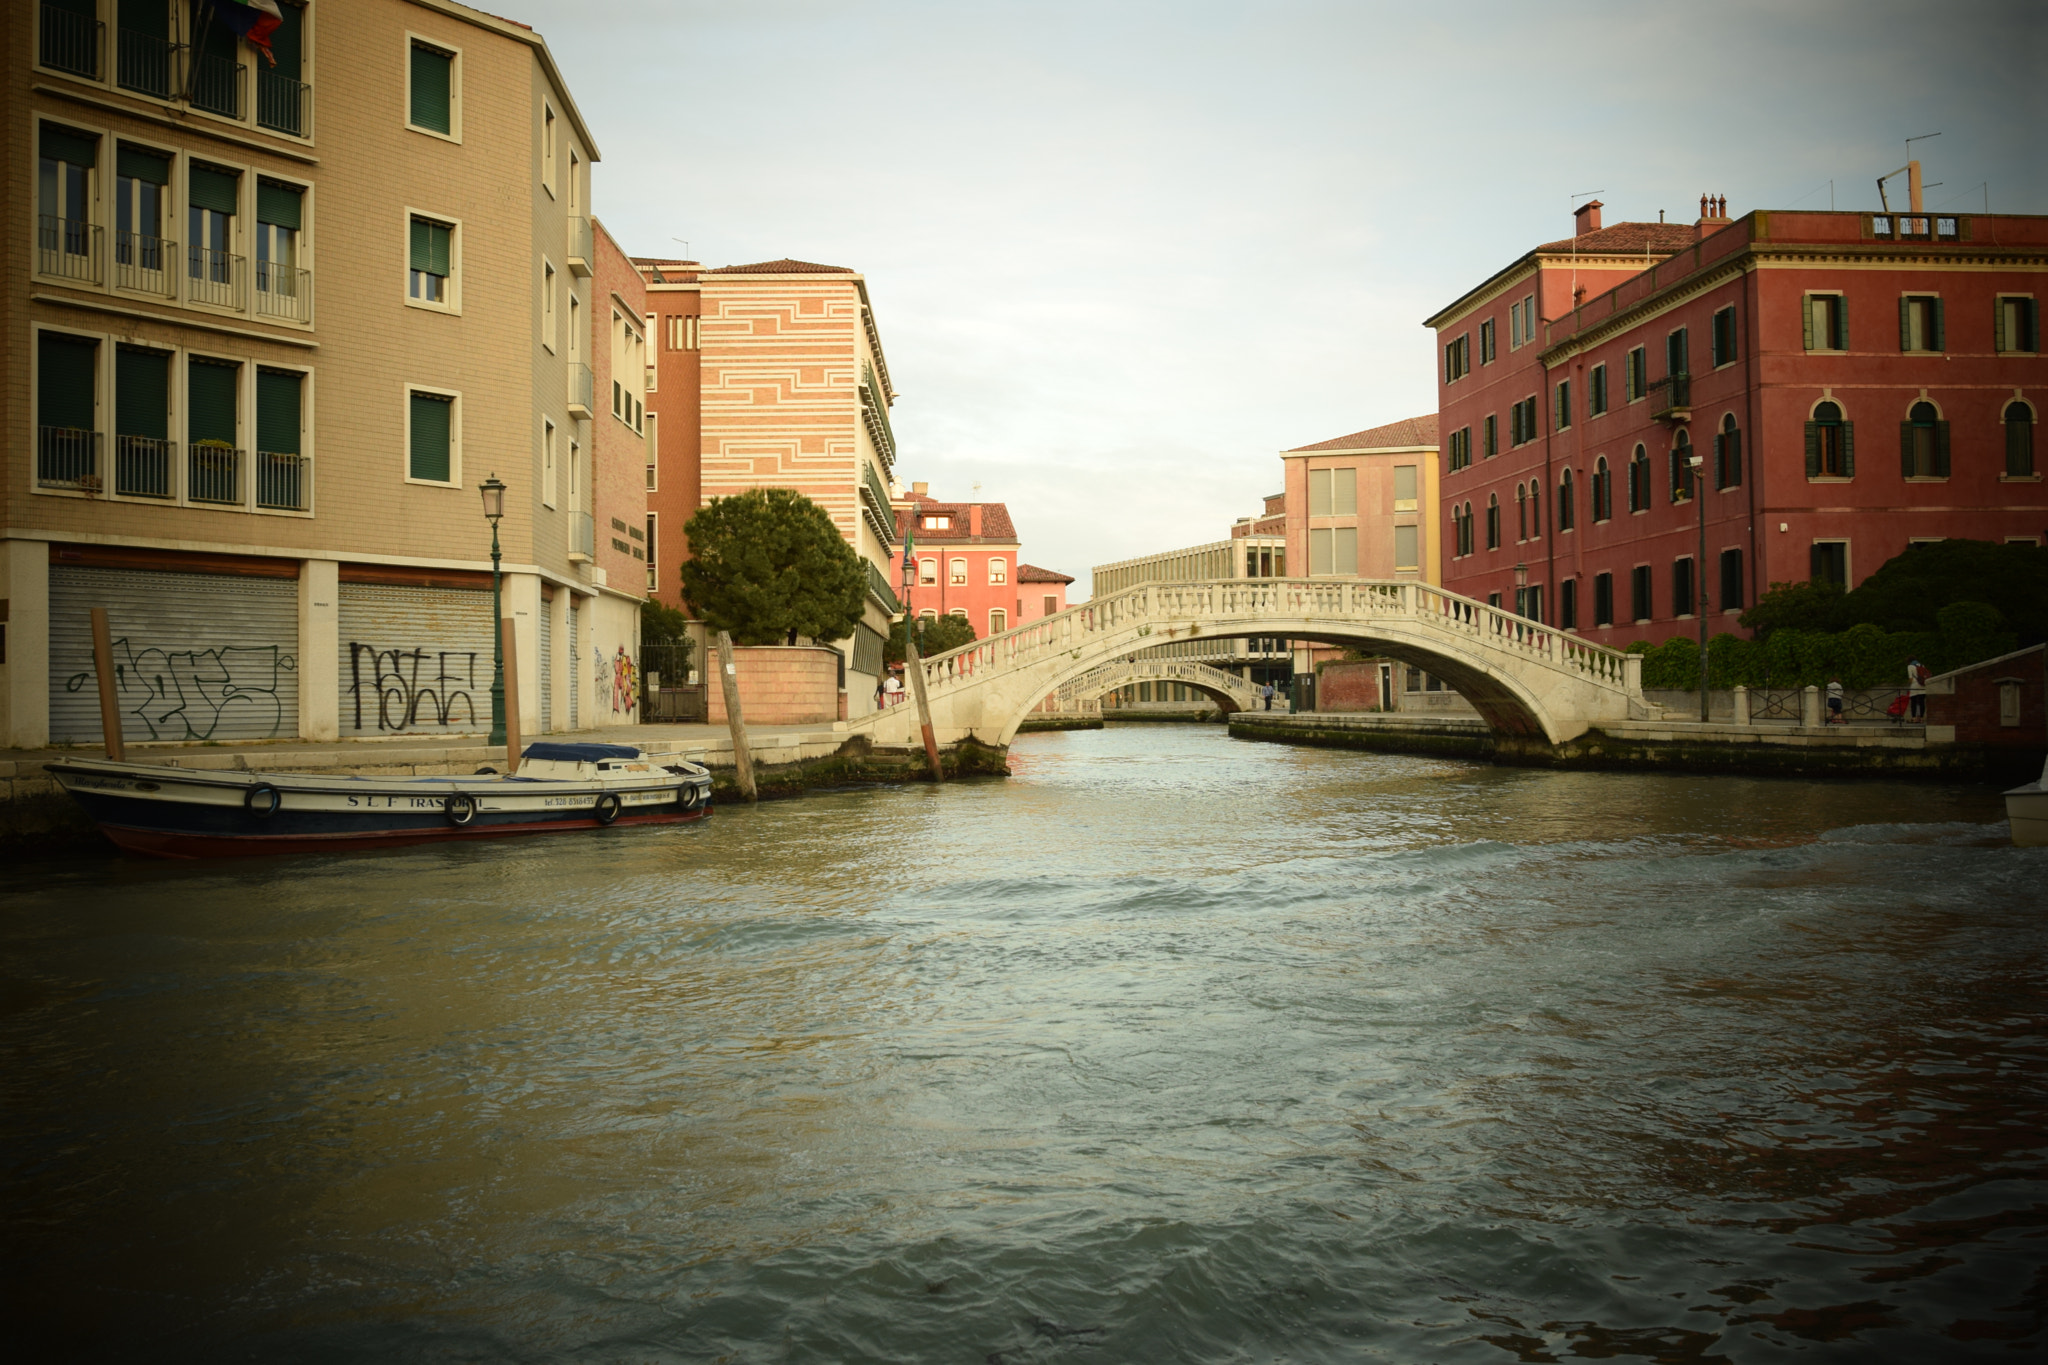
[1017,563,1073,622]
[892,485,1045,640]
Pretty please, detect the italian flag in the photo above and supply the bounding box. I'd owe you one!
[213,0,284,66]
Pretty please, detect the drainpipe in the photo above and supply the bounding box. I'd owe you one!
[1541,327,1556,624]
[1742,233,1762,630]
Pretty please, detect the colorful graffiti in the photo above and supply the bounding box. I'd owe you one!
[67,638,296,741]
[348,643,481,733]
[598,645,638,715]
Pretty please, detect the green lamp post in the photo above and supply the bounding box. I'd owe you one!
[480,473,507,746]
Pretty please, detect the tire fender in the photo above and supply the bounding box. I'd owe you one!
[246,783,282,818]
[445,793,478,825]
[593,792,623,825]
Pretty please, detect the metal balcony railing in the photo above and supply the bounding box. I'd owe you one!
[39,427,100,489]
[116,27,176,97]
[256,451,309,510]
[38,216,102,285]
[568,362,594,416]
[115,231,176,296]
[187,246,244,310]
[188,443,242,504]
[858,358,897,466]
[256,69,309,136]
[866,558,902,616]
[1648,373,1692,421]
[566,216,592,276]
[859,460,897,548]
[115,436,175,498]
[254,261,311,322]
[40,4,102,78]
[192,52,244,119]
[570,510,596,559]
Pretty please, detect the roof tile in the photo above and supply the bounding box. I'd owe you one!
[1286,413,1439,453]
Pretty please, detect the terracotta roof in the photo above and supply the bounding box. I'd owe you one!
[1286,414,1439,453]
[897,496,1019,543]
[1534,222,1700,256]
[1017,563,1074,584]
[704,258,855,275]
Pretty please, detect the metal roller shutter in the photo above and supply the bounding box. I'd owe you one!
[338,582,493,735]
[568,601,580,730]
[49,565,299,744]
[539,603,553,733]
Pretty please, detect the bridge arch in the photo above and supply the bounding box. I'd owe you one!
[1052,657,1263,718]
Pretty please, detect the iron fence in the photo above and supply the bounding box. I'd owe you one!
[38,427,100,489]
[192,53,244,118]
[115,231,175,296]
[40,4,102,78]
[117,26,174,97]
[257,69,309,136]
[115,436,175,498]
[187,246,244,310]
[188,444,241,504]
[38,216,102,285]
[256,452,308,510]
[254,261,311,322]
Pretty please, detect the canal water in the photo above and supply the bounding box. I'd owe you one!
[3,724,2044,1361]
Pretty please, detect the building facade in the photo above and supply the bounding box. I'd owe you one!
[1428,196,2047,649]
[585,219,651,722]
[1016,563,1072,622]
[6,0,628,749]
[1280,414,1441,585]
[891,486,1021,639]
[1089,520,1292,684]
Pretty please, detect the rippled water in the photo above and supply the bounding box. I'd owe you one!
[4,724,2045,1361]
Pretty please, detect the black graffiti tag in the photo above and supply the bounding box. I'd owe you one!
[349,644,480,732]
[66,638,295,742]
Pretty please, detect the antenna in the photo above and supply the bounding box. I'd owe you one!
[1905,131,1941,158]
[671,237,691,259]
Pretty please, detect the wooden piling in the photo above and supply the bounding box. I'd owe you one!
[903,628,945,782]
[502,617,523,774]
[89,606,124,762]
[716,630,758,802]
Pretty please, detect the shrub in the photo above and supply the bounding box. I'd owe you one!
[678,489,867,645]
[885,614,977,667]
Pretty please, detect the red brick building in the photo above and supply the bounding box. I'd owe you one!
[1427,197,2047,648]
[1925,644,2045,751]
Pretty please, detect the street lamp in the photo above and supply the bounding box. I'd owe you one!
[480,474,507,746]
[1513,561,1529,619]
[1686,449,1709,723]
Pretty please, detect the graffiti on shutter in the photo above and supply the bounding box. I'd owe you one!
[338,582,492,734]
[539,604,553,733]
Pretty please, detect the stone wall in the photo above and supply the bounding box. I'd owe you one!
[1926,646,2046,747]
[706,645,842,726]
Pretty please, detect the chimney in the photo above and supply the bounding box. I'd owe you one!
[911,481,928,497]
[969,504,983,536]
[1574,199,1603,236]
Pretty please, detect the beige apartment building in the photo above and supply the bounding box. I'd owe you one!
[1090,522,1292,686]
[4,0,644,748]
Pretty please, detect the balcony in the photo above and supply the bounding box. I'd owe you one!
[568,362,594,419]
[38,216,102,285]
[116,27,175,98]
[255,260,311,323]
[569,510,595,562]
[256,451,309,510]
[188,443,242,505]
[38,427,100,491]
[187,246,245,311]
[192,52,245,119]
[257,68,309,136]
[40,3,102,79]
[1648,373,1691,422]
[114,436,175,498]
[566,216,592,277]
[858,359,897,467]
[866,558,902,616]
[115,231,176,297]
[859,459,897,548]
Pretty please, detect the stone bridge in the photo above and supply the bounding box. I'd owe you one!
[855,579,1645,750]
[1052,658,1263,715]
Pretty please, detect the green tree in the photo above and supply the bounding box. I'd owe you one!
[678,489,867,645]
[885,613,976,667]
[1739,578,1848,639]
[639,599,694,663]
[1841,540,2048,644]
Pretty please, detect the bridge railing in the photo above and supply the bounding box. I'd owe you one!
[1054,657,1259,709]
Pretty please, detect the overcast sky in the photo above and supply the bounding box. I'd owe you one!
[521,0,2044,598]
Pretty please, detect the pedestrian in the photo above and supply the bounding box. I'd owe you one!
[1907,657,1928,720]
[1261,682,1275,711]
[883,672,904,707]
[1826,676,1844,725]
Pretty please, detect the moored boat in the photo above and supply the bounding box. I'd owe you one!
[47,742,714,859]
[2007,756,2048,849]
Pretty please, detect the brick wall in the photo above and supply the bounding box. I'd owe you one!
[705,645,841,726]
[1317,660,1384,712]
[1927,647,2045,747]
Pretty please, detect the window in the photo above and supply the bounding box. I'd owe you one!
[1592,456,1611,522]
[1445,333,1471,382]
[918,558,936,584]
[1630,565,1652,623]
[255,2,307,135]
[255,367,306,511]
[38,124,100,285]
[1483,413,1498,458]
[668,314,700,351]
[1528,481,1541,539]
[989,558,1007,585]
[1560,578,1578,630]
[1454,502,1474,558]
[186,357,241,504]
[923,514,950,530]
[1516,483,1527,541]
[1810,541,1848,589]
[1711,305,1738,367]
[186,162,240,308]
[1628,444,1650,512]
[1043,595,1059,616]
[37,330,100,490]
[1589,363,1608,416]
[542,418,557,507]
[1510,397,1538,446]
[1672,556,1696,618]
[189,5,242,117]
[1900,401,1949,479]
[919,609,937,621]
[989,609,1007,635]
[568,436,580,510]
[1666,327,1689,378]
[950,558,967,586]
[1555,379,1572,430]
[646,511,657,591]
[407,388,455,483]
[1393,524,1419,571]
[1806,401,1854,478]
[644,314,658,390]
[409,40,456,137]
[948,608,968,621]
[1558,467,1575,531]
[1447,425,1471,472]
[1720,549,1744,614]
[1510,295,1536,349]
[542,103,557,194]
[1485,494,1500,551]
[1806,294,1849,351]
[41,0,102,78]
[542,261,556,350]
[1624,346,1647,401]
[1593,572,1614,627]
[2007,401,2037,477]
[1997,297,2039,354]
[1670,431,1695,502]
[114,143,170,296]
[1309,526,1358,576]
[113,345,171,499]
[644,414,658,491]
[408,214,454,306]
[1308,467,1356,516]
[568,150,580,213]
[1715,414,1742,489]
[253,178,304,321]
[1479,317,1496,364]
[1393,465,1417,510]
[1900,295,1944,352]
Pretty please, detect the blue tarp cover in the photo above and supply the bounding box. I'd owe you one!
[521,742,645,762]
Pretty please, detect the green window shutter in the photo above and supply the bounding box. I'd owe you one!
[409,392,452,481]
[1898,297,1911,351]
[2028,299,2040,353]
[269,1,303,81]
[1803,298,1815,350]
[189,165,240,215]
[196,2,236,62]
[2011,415,2034,477]
[409,218,451,276]
[1810,544,1825,581]
[410,45,452,134]
[187,360,239,446]
[257,369,301,454]
[118,0,169,39]
[1931,297,1945,351]
[1834,297,1849,350]
[116,347,169,440]
[1805,421,1820,476]
[117,144,171,184]
[1933,421,1950,477]
[1995,299,2008,353]
[37,332,97,430]
[1841,422,1855,478]
[39,123,99,169]
[257,180,302,230]
[1899,422,1914,478]
[1729,430,1741,485]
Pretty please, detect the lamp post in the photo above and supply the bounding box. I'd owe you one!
[1513,561,1529,619]
[1687,450,1709,722]
[480,473,507,746]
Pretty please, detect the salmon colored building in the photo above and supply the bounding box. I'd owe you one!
[1427,195,2048,649]
[1280,414,1442,585]
[1017,563,1073,622]
[891,486,1024,640]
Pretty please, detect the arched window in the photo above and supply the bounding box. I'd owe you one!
[918,557,937,584]
[1902,400,1948,478]
[989,558,1008,585]
[949,557,968,585]
[2007,401,2036,477]
[1806,400,1853,478]
[1486,494,1500,551]
[948,607,968,620]
[1529,481,1542,539]
[1559,467,1575,530]
[989,608,1007,635]
[1628,443,1649,512]
[1715,414,1742,489]
[1593,456,1611,521]
[919,608,938,621]
[1669,430,1694,502]
[1516,484,1528,540]
[1461,501,1475,556]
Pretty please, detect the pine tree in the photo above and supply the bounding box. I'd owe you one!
[678,489,868,645]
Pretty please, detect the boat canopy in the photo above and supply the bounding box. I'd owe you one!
[521,742,646,762]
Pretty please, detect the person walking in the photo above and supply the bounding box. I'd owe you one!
[1261,682,1275,711]
[1907,658,1928,720]
[1826,676,1845,725]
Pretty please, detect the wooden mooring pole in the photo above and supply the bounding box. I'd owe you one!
[501,617,523,774]
[716,630,758,802]
[89,606,125,761]
[903,625,945,782]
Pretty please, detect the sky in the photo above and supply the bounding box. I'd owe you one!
[518,0,2046,598]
